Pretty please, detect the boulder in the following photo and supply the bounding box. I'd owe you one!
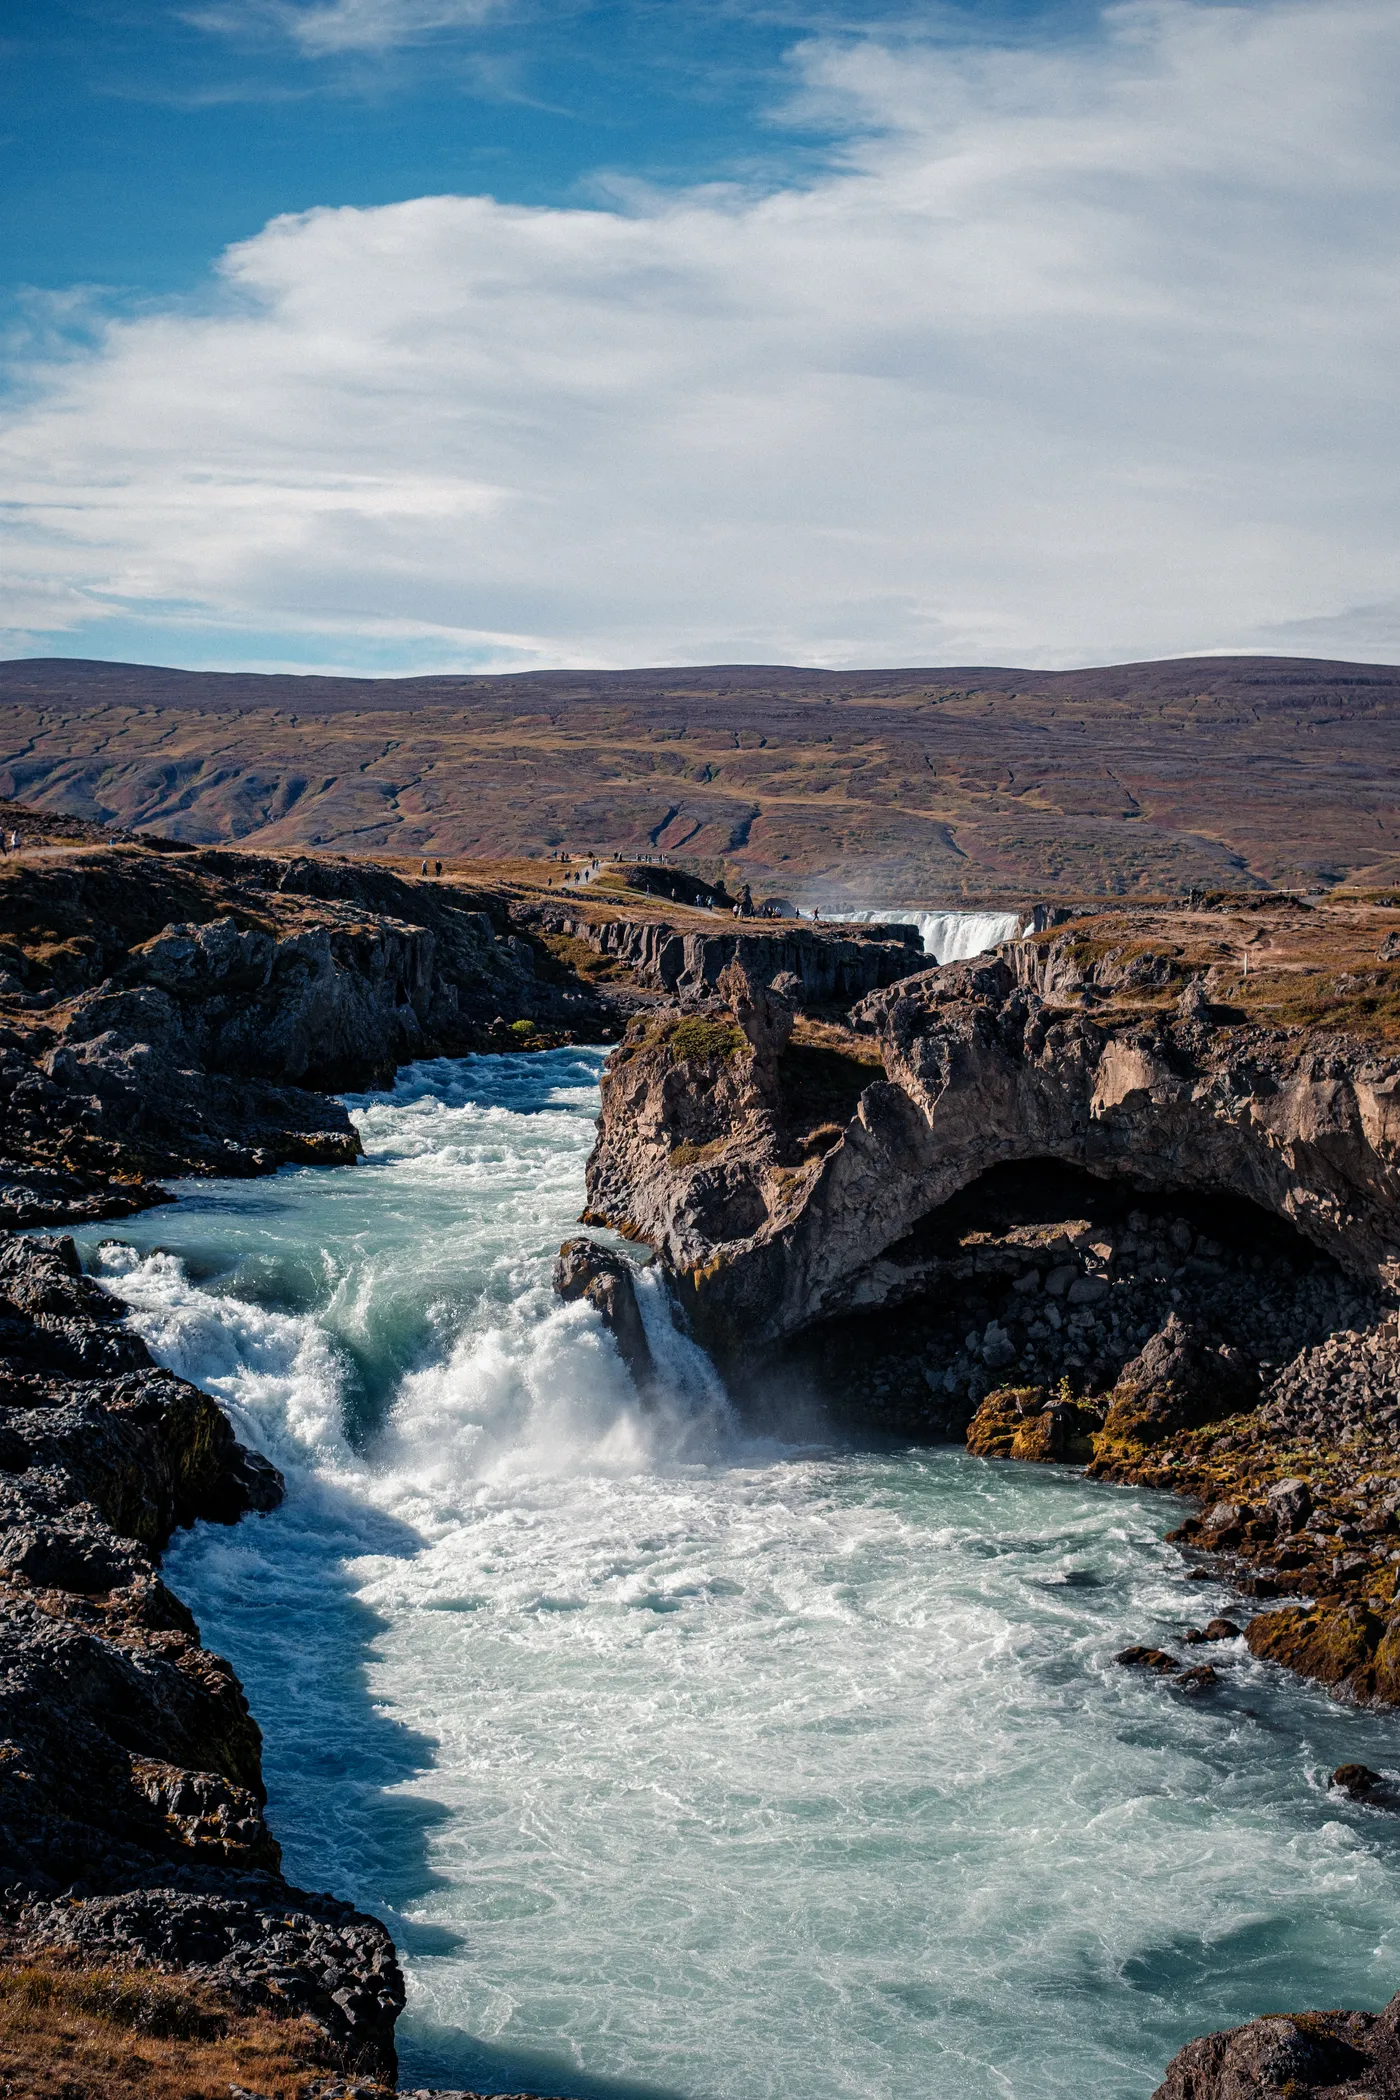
[1153,2001,1395,2099]
[1266,1475,1313,1536]
[554,1239,657,1399]
[1103,1314,1256,1445]
[966,1386,1101,1463]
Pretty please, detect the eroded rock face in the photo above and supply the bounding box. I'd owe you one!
[532,907,923,1005]
[0,846,613,1219]
[0,1232,403,2081]
[583,954,1400,1362]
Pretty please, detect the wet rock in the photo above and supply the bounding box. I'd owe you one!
[554,1239,657,1397]
[1115,1646,1178,1672]
[1175,1663,1219,1692]
[1153,1998,1398,2099]
[1332,1762,1386,1800]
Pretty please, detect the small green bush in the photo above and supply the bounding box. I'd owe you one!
[509,1018,537,1038]
[666,1018,746,1064]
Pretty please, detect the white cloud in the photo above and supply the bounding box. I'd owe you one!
[187,0,503,57]
[3,0,1398,671]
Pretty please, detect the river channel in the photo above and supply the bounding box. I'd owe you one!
[72,1048,1400,2100]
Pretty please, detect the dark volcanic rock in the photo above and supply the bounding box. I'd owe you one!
[554,1239,656,1397]
[1333,1762,1387,1800]
[1103,1315,1256,1445]
[582,949,1400,1366]
[1153,1994,1400,2098]
[0,1231,403,2081]
[0,844,613,1219]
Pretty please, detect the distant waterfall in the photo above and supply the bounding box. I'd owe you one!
[854,907,1025,963]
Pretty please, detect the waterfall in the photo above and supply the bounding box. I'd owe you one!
[854,906,1025,963]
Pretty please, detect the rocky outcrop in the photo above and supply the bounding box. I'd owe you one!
[0,845,613,1221]
[1153,1991,1400,2098]
[529,905,922,1005]
[553,1239,656,1397]
[0,1232,403,2082]
[1100,1314,1256,1444]
[582,952,1400,1363]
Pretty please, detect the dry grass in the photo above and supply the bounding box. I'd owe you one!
[1031,897,1400,1048]
[0,1960,369,2100]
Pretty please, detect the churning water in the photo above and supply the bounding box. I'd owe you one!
[72,1051,1400,2100]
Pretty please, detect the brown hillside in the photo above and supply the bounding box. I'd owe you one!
[2,654,1398,903]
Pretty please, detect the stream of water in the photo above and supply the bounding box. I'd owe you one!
[72,1049,1400,2100]
[851,909,1024,963]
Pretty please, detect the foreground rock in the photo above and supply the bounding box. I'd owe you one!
[1153,1990,1400,2098]
[0,1232,403,2083]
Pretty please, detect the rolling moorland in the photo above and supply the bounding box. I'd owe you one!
[3,654,1400,904]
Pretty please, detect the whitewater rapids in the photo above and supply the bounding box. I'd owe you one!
[73,1049,1400,2100]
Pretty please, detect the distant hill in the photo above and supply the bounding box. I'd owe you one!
[2,654,1398,903]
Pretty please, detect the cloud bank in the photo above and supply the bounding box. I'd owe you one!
[3,0,1398,672]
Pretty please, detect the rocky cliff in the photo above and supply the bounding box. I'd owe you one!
[0,1231,404,2085]
[576,888,1400,2094]
[0,843,612,1223]
[578,900,1400,1712]
[527,902,923,1004]
[583,948,1400,1360]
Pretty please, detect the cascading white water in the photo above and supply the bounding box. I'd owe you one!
[851,908,1024,963]
[73,1049,1400,2100]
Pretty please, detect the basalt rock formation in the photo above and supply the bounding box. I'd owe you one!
[0,1230,404,2084]
[554,1238,657,1397]
[0,842,612,1223]
[578,904,1400,1713]
[526,903,923,1006]
[1153,1992,1400,2098]
[583,948,1400,1362]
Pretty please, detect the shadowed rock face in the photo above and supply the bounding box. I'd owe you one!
[0,845,613,1222]
[530,905,923,1005]
[0,1233,404,2083]
[583,954,1400,1361]
[1102,1314,1257,1444]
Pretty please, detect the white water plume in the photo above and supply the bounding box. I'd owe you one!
[853,907,1025,963]
[71,1048,1400,2100]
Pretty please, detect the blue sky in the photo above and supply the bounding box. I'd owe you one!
[3,1,1100,309]
[2,0,1397,673]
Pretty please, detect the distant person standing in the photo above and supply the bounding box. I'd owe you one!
[434,860,442,876]
[420,860,428,876]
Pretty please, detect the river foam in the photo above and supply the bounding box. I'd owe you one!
[74,1050,1400,2100]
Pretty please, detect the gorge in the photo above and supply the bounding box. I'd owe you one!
[5,815,1400,2096]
